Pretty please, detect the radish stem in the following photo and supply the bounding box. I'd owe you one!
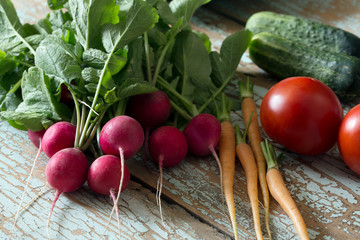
[144,32,152,83]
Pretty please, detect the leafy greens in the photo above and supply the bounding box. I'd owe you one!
[0,0,252,153]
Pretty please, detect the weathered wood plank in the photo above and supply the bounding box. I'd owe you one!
[129,8,360,239]
[1,1,360,240]
[128,82,360,240]
[0,121,230,240]
[206,0,360,35]
[12,0,50,24]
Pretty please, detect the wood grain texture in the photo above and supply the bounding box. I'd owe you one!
[1,0,360,239]
[206,0,360,35]
[11,0,49,24]
[0,120,230,240]
[128,81,360,240]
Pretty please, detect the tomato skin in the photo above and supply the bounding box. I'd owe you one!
[338,104,360,175]
[260,77,343,155]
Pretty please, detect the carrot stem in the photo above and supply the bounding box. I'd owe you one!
[239,78,271,240]
[219,120,238,240]
[235,124,263,240]
[217,93,238,240]
[261,140,309,240]
[261,140,278,170]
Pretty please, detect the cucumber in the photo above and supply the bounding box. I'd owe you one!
[246,11,360,58]
[249,32,360,99]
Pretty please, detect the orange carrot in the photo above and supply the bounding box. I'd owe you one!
[218,93,238,240]
[235,124,263,240]
[261,140,310,240]
[239,78,271,239]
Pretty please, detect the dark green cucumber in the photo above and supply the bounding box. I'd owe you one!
[249,32,360,99]
[246,11,360,58]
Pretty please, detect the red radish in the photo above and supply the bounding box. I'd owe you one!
[27,129,46,183]
[60,83,73,106]
[99,115,144,231]
[42,121,76,158]
[148,126,188,222]
[87,155,130,232]
[45,147,88,237]
[127,90,171,130]
[99,116,144,159]
[13,129,46,228]
[46,148,88,193]
[183,114,222,193]
[149,126,188,168]
[87,155,130,195]
[127,90,171,171]
[183,113,221,157]
[28,129,46,148]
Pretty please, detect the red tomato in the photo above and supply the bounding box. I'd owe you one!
[260,77,343,155]
[338,104,360,175]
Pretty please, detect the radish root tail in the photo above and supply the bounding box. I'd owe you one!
[104,147,125,235]
[156,155,165,225]
[47,189,62,239]
[11,182,48,238]
[18,182,48,214]
[12,142,43,230]
[209,145,226,215]
[109,189,121,235]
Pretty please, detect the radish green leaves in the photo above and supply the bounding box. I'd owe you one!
[0,0,251,151]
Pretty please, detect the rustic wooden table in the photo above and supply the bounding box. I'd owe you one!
[1,0,360,239]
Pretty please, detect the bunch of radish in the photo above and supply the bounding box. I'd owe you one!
[13,84,224,238]
[2,0,251,238]
[129,89,225,220]
[17,115,145,237]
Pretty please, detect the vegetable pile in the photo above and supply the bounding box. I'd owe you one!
[260,76,343,156]
[245,10,360,240]
[0,0,258,238]
[246,11,360,100]
[245,10,360,182]
[4,0,360,239]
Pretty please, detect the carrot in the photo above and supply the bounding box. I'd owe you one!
[261,139,310,240]
[239,78,271,239]
[217,93,238,240]
[235,124,263,240]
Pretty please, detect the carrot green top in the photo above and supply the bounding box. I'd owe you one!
[235,124,245,145]
[217,93,232,123]
[261,139,280,171]
[235,111,253,145]
[238,77,254,100]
